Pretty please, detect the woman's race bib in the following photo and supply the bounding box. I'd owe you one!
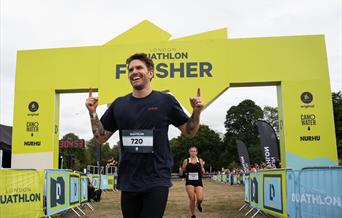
[188,172,199,180]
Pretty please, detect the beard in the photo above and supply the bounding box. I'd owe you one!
[131,77,148,90]
[133,83,145,90]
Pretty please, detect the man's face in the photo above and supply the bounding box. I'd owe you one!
[128,59,153,90]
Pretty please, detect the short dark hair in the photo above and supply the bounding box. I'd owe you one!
[126,53,154,71]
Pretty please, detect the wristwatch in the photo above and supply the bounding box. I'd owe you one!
[90,112,97,119]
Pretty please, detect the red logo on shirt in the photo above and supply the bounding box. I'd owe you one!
[147,107,159,111]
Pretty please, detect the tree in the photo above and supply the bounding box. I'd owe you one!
[85,137,114,166]
[223,99,264,166]
[263,106,279,136]
[332,92,342,159]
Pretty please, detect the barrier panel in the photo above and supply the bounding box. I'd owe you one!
[286,167,342,218]
[227,174,231,184]
[0,169,45,218]
[80,174,88,203]
[249,172,261,209]
[68,172,80,208]
[221,174,227,183]
[46,169,69,216]
[244,173,250,204]
[217,174,222,182]
[240,174,245,185]
[100,175,108,190]
[88,174,100,189]
[232,174,238,185]
[260,169,287,217]
[107,175,114,190]
[241,168,342,217]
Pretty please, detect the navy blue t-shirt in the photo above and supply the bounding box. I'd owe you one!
[100,91,189,192]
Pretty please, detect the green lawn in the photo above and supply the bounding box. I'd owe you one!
[63,179,262,218]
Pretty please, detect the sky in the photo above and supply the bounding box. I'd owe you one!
[1,0,341,146]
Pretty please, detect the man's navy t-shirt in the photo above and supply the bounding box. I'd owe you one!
[100,91,189,192]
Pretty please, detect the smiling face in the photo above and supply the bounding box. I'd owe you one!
[189,147,198,158]
[128,59,154,90]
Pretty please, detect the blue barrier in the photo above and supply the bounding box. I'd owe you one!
[80,174,88,203]
[87,174,100,189]
[232,174,238,185]
[261,169,286,216]
[244,174,250,204]
[249,172,261,209]
[287,167,342,217]
[100,175,108,190]
[46,170,69,216]
[69,172,80,207]
[213,168,342,217]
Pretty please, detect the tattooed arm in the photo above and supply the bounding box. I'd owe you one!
[178,112,201,138]
[178,88,203,138]
[86,88,113,144]
[89,112,113,144]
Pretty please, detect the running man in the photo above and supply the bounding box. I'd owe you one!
[182,146,205,218]
[85,53,204,218]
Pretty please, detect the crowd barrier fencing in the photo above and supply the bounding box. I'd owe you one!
[1,169,97,218]
[0,169,45,218]
[240,167,341,217]
[211,167,342,217]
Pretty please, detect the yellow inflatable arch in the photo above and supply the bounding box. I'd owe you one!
[12,20,337,169]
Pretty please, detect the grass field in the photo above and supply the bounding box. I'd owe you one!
[64,179,262,218]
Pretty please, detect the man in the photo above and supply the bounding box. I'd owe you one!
[85,53,203,218]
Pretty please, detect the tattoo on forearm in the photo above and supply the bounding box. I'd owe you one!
[186,113,199,135]
[90,113,106,137]
[186,115,195,134]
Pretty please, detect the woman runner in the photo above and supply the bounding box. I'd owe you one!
[182,146,205,218]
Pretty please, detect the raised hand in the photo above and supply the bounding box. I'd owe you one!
[85,88,98,113]
[189,88,204,113]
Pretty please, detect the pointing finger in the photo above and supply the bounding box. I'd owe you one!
[197,88,201,97]
[89,88,93,97]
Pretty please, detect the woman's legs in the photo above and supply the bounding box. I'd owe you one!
[195,186,204,212]
[186,185,196,216]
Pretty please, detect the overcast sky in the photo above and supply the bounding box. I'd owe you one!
[1,0,341,146]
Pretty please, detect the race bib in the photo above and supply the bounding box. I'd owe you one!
[188,172,199,181]
[121,130,153,153]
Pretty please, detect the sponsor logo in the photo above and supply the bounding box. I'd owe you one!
[27,101,39,116]
[26,122,39,132]
[263,146,276,165]
[301,92,313,104]
[301,114,316,126]
[263,174,283,213]
[251,177,259,203]
[28,101,39,112]
[269,184,275,200]
[291,193,342,208]
[50,176,65,207]
[301,114,317,131]
[0,193,41,204]
[299,136,320,141]
[24,141,41,146]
